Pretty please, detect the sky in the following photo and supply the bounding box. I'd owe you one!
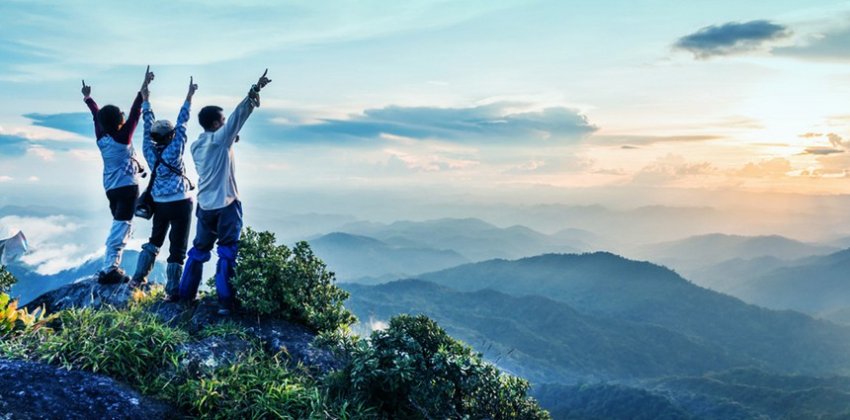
[3,0,850,272]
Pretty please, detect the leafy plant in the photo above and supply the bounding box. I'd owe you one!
[0,292,54,337]
[231,227,356,333]
[328,314,550,419]
[0,265,17,293]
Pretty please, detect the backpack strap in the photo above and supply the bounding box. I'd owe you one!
[153,146,196,191]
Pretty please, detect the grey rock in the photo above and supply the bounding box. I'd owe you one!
[175,335,253,376]
[0,358,176,419]
[22,277,149,313]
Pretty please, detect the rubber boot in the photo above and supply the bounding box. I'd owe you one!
[130,243,158,288]
[214,244,238,315]
[179,247,210,301]
[165,262,183,301]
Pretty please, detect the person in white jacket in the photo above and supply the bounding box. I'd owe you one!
[178,69,271,315]
[82,67,153,284]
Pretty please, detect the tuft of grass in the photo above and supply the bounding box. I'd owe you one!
[198,320,250,340]
[160,351,374,419]
[38,306,188,387]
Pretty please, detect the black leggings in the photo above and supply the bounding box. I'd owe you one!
[149,198,193,264]
[106,185,139,221]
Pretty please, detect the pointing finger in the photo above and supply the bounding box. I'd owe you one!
[262,68,268,78]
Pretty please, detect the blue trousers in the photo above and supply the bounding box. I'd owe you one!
[178,200,242,304]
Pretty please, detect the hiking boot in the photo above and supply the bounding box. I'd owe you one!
[131,243,158,287]
[165,262,183,298]
[127,277,147,289]
[217,300,236,316]
[162,294,181,303]
[98,267,130,284]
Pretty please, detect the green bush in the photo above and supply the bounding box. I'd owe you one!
[0,265,16,293]
[38,307,188,388]
[329,314,550,420]
[232,227,356,333]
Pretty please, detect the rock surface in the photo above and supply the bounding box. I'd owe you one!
[23,277,146,313]
[0,358,175,420]
[23,279,343,373]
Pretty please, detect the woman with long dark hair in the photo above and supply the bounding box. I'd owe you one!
[82,67,152,284]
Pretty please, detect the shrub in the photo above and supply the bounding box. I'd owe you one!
[38,307,189,388]
[231,227,356,333]
[329,314,550,419]
[0,265,16,293]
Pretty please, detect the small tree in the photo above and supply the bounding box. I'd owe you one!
[231,227,356,333]
[330,314,550,419]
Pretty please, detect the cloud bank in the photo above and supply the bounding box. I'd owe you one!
[247,102,597,145]
[675,20,791,59]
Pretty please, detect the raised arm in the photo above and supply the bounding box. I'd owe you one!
[81,80,103,139]
[175,76,197,139]
[215,69,271,148]
[115,66,154,145]
[168,77,197,158]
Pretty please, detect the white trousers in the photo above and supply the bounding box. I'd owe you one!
[103,220,132,272]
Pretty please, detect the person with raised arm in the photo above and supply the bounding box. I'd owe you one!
[178,69,272,315]
[82,67,153,284]
[130,76,198,299]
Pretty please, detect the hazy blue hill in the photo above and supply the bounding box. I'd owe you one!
[532,383,696,420]
[638,233,836,271]
[725,248,850,320]
[651,369,850,419]
[417,252,850,375]
[337,217,580,261]
[685,255,787,292]
[343,279,746,383]
[9,250,165,304]
[309,232,468,282]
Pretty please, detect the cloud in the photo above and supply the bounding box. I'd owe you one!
[737,158,793,177]
[801,133,848,155]
[0,135,31,157]
[247,102,597,145]
[24,112,96,138]
[776,27,850,61]
[631,154,716,185]
[592,134,721,147]
[674,20,791,59]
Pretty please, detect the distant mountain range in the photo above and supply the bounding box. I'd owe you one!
[336,218,588,262]
[309,232,468,283]
[636,233,837,272]
[344,279,743,383]
[688,248,850,324]
[411,253,850,376]
[309,217,600,281]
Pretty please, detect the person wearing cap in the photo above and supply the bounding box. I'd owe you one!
[82,67,152,284]
[178,69,271,315]
[130,75,198,299]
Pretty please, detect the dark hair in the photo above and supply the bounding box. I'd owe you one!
[97,105,124,135]
[198,106,224,131]
[151,131,175,145]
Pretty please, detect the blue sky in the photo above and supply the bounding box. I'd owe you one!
[4,1,850,272]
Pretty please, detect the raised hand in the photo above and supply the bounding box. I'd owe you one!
[255,68,271,91]
[186,76,198,100]
[142,65,155,89]
[81,79,91,98]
